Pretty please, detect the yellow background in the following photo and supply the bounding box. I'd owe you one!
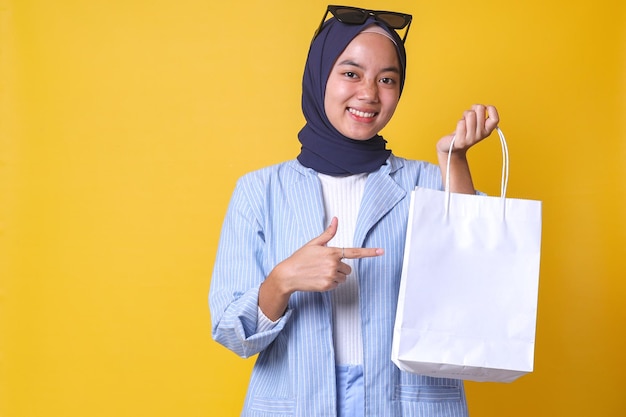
[1,0,625,416]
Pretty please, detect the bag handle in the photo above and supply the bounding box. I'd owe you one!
[444,127,509,217]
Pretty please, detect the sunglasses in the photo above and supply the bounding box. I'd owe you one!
[313,5,412,43]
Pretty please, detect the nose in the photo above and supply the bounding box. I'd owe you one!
[357,79,379,102]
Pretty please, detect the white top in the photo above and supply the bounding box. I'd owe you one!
[318,172,367,366]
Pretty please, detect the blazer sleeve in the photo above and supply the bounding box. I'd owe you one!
[209,175,292,358]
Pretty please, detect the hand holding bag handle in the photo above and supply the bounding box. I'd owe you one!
[444,127,509,218]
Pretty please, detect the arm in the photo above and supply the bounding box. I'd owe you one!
[209,178,290,358]
[210,180,383,356]
[436,104,499,194]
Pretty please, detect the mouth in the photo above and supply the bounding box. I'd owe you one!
[348,107,377,119]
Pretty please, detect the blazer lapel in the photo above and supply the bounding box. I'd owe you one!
[354,160,406,248]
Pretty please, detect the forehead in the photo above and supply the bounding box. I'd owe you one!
[336,32,400,67]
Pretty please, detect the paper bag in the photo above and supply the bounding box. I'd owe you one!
[391,128,542,383]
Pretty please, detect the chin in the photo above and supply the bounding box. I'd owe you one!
[343,129,377,141]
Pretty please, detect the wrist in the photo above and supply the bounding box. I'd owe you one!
[437,148,468,165]
[259,264,293,321]
[266,262,295,297]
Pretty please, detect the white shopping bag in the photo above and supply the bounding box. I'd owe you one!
[391,128,542,383]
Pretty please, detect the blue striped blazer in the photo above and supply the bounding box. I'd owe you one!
[210,155,469,417]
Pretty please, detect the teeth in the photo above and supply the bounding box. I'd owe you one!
[348,108,376,118]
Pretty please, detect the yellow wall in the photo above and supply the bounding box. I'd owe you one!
[1,0,624,416]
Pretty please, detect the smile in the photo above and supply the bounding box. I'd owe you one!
[348,108,377,118]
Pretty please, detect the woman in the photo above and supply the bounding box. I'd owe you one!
[210,6,498,416]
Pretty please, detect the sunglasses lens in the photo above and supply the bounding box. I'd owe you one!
[376,13,409,29]
[332,7,367,24]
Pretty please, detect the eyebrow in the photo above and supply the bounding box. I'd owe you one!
[336,59,400,74]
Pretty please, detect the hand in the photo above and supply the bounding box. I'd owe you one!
[436,104,499,155]
[435,104,500,194]
[272,217,384,293]
[259,217,384,321]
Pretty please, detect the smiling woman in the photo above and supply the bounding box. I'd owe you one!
[209,5,498,417]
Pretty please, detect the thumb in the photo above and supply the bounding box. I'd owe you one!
[308,216,338,247]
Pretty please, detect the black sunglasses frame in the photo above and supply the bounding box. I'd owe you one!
[312,5,413,43]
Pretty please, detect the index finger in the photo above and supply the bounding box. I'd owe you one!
[340,247,385,259]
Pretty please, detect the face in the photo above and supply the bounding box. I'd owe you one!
[324,32,401,141]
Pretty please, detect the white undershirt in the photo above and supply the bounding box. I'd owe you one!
[257,172,367,366]
[318,172,367,366]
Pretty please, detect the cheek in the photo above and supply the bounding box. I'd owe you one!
[380,92,400,115]
[323,87,346,118]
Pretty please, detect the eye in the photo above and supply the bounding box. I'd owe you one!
[380,77,396,85]
[343,71,359,79]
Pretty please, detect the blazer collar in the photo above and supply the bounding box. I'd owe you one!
[285,157,406,247]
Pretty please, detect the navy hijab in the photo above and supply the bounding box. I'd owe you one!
[297,17,407,176]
